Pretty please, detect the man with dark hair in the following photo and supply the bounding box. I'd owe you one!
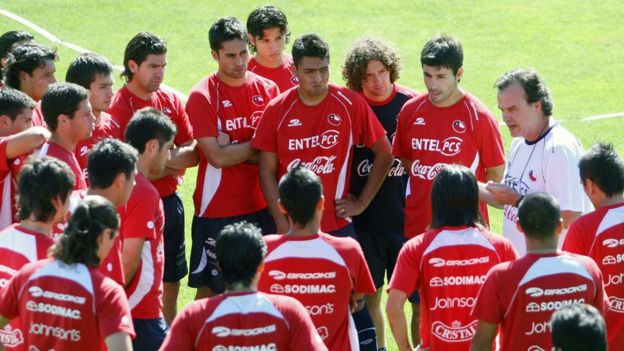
[562,143,624,350]
[551,304,607,351]
[485,68,591,255]
[161,221,327,350]
[471,192,608,351]
[342,36,417,351]
[0,156,74,349]
[385,165,516,351]
[0,30,34,85]
[122,107,175,350]
[257,166,376,351]
[246,5,297,91]
[186,16,279,301]
[66,53,121,182]
[109,32,195,324]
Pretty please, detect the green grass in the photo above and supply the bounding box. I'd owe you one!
[1,1,623,349]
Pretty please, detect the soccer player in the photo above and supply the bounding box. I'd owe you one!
[385,165,516,351]
[122,108,174,351]
[185,17,279,300]
[161,221,327,351]
[485,69,591,255]
[3,43,57,126]
[246,5,298,91]
[0,195,135,350]
[0,30,34,85]
[551,304,607,351]
[257,166,376,351]
[66,53,121,183]
[342,36,417,351]
[108,32,195,324]
[0,157,74,349]
[87,139,138,286]
[471,192,608,351]
[562,143,624,350]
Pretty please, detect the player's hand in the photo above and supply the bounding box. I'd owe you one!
[275,214,290,234]
[217,131,230,146]
[335,194,366,219]
[485,181,522,207]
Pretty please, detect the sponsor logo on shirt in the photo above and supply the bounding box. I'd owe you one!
[225,116,258,132]
[221,100,232,108]
[287,119,302,127]
[452,120,466,133]
[0,278,8,288]
[305,303,334,316]
[603,238,624,248]
[430,296,476,310]
[428,256,490,267]
[29,322,81,342]
[287,130,340,150]
[410,137,462,156]
[431,320,477,342]
[26,301,81,320]
[251,95,265,106]
[269,284,336,294]
[603,254,624,265]
[429,275,486,287]
[212,325,276,337]
[28,286,86,305]
[212,344,276,351]
[327,114,342,126]
[528,346,547,351]
[356,158,404,177]
[410,160,445,180]
[413,117,426,126]
[525,320,550,336]
[606,272,624,287]
[268,270,336,281]
[287,156,336,175]
[525,298,585,313]
[0,327,23,347]
[524,284,587,297]
[609,296,624,312]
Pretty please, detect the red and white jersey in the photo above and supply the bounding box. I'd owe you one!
[248,54,298,92]
[0,258,135,351]
[49,190,84,242]
[120,173,164,319]
[258,233,376,351]
[388,226,517,350]
[74,112,121,184]
[108,85,194,197]
[186,72,278,218]
[563,202,624,350]
[0,137,13,230]
[35,141,87,191]
[252,84,387,232]
[161,291,327,351]
[31,103,45,128]
[471,252,608,351]
[98,205,126,287]
[392,93,505,238]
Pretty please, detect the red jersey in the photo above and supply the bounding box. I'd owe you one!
[248,55,298,92]
[35,141,87,191]
[0,138,13,230]
[98,205,126,287]
[388,226,517,349]
[392,93,505,238]
[472,252,608,351]
[161,291,327,351]
[74,112,121,184]
[0,258,135,351]
[186,72,278,218]
[120,173,164,319]
[252,84,387,232]
[258,233,376,351]
[563,203,624,350]
[108,85,194,197]
[31,103,45,127]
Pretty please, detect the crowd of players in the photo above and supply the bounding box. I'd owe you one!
[0,4,621,351]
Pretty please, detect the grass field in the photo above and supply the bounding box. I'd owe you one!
[2,1,623,349]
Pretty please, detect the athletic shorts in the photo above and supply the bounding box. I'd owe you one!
[354,226,405,289]
[132,317,168,351]
[188,208,276,292]
[162,192,188,282]
[328,222,357,239]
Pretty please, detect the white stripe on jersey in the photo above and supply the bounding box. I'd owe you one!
[199,163,222,216]
[0,174,11,229]
[34,143,50,159]
[26,260,95,311]
[330,93,353,201]
[264,237,347,268]
[518,255,593,287]
[128,241,154,310]
[276,100,298,130]
[347,311,358,351]
[469,151,480,174]
[421,228,497,258]
[0,227,38,262]
[596,206,624,237]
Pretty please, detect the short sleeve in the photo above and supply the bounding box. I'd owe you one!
[0,269,24,319]
[0,137,11,172]
[251,103,279,153]
[471,268,504,324]
[122,192,159,240]
[96,277,135,339]
[387,238,422,295]
[159,304,196,351]
[186,88,219,139]
[562,219,592,254]
[392,105,411,160]
[172,95,194,145]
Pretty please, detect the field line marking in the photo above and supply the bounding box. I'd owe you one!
[581,112,624,122]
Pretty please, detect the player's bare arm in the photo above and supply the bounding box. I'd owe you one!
[121,237,146,286]
[386,289,413,351]
[105,331,133,351]
[484,181,522,208]
[561,210,582,228]
[197,136,256,169]
[149,140,199,181]
[470,321,497,351]
[335,136,392,218]
[258,150,289,233]
[5,126,49,159]
[485,163,505,182]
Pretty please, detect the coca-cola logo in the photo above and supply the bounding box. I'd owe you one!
[288,156,336,174]
[357,158,404,177]
[410,160,445,180]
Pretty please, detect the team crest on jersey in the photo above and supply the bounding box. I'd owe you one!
[291,76,299,84]
[528,170,538,182]
[327,114,341,126]
[162,107,172,114]
[452,120,466,133]
[251,95,265,106]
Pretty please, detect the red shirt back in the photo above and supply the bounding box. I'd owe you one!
[35,141,87,191]
[248,55,298,92]
[74,112,121,184]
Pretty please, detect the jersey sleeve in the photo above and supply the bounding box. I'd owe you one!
[387,237,422,295]
[0,137,11,172]
[159,304,196,351]
[562,218,593,254]
[95,276,136,339]
[281,297,328,351]
[0,268,25,319]
[474,107,506,168]
[544,137,587,212]
[172,95,194,145]
[352,94,387,148]
[391,104,411,160]
[471,266,505,324]
[122,193,159,240]
[186,88,219,139]
[251,103,278,153]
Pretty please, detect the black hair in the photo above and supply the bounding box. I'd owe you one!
[420,34,463,76]
[87,139,138,189]
[0,30,34,61]
[517,192,561,239]
[50,195,119,268]
[125,107,176,153]
[579,143,624,197]
[430,165,484,229]
[292,33,330,67]
[278,166,323,226]
[342,36,401,91]
[16,156,74,222]
[216,221,266,288]
[209,17,247,52]
[3,43,57,90]
[65,52,113,89]
[40,82,89,132]
[495,68,554,117]
[246,5,290,53]
[0,88,36,121]
[122,32,166,82]
[551,304,606,351]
